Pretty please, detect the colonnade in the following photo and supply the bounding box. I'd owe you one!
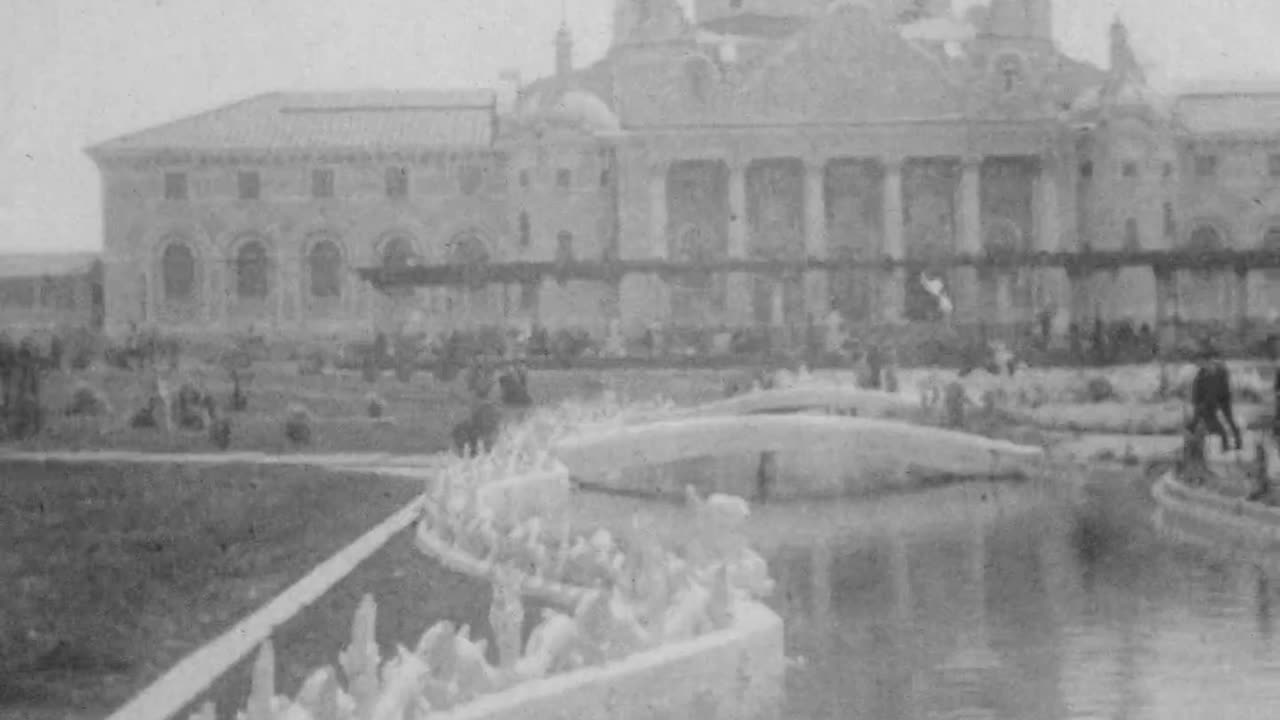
[646,148,1063,326]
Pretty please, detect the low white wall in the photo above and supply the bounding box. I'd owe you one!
[437,602,785,720]
[1153,473,1280,552]
[554,415,1043,496]
[687,386,918,420]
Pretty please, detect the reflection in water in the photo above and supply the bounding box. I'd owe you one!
[771,482,1280,720]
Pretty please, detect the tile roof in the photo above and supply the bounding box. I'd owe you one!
[0,252,101,280]
[89,89,497,155]
[1174,93,1280,135]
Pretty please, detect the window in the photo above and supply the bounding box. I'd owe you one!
[556,169,571,189]
[235,241,270,300]
[311,169,335,198]
[237,171,261,200]
[556,231,575,264]
[730,0,742,8]
[686,58,712,103]
[1194,154,1218,178]
[381,236,415,270]
[307,239,342,299]
[1163,161,1174,179]
[1079,161,1093,179]
[518,211,531,248]
[1121,161,1139,178]
[1269,154,1280,177]
[518,169,530,188]
[164,172,188,200]
[459,165,484,195]
[600,168,612,187]
[385,166,409,198]
[161,242,196,302]
[1163,202,1176,238]
[1123,218,1140,250]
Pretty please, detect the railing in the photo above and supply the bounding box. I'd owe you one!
[355,248,1280,290]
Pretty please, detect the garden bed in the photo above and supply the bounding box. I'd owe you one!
[0,460,422,720]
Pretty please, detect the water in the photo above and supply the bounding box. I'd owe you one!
[770,476,1280,720]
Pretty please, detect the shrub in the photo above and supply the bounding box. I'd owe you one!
[1083,376,1116,403]
[65,383,111,418]
[209,417,232,450]
[365,393,386,419]
[283,404,313,447]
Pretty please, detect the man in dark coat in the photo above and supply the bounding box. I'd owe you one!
[1188,344,1242,453]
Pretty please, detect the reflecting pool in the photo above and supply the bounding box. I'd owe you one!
[771,474,1280,720]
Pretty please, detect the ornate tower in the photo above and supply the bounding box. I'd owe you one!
[555,20,573,78]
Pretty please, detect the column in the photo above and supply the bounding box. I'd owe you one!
[274,248,287,329]
[1235,267,1251,334]
[727,158,752,327]
[881,156,906,323]
[957,154,984,324]
[648,161,671,329]
[649,162,669,260]
[1037,152,1063,332]
[804,156,829,319]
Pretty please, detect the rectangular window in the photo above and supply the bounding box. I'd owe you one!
[164,172,188,200]
[1269,154,1280,178]
[556,168,571,189]
[385,166,409,198]
[1163,201,1176,238]
[311,168,335,198]
[237,171,261,200]
[1194,154,1218,178]
[1121,161,1139,178]
[518,169,530,188]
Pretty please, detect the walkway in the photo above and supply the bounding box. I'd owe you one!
[0,448,452,475]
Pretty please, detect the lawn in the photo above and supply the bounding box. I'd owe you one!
[17,364,739,455]
[0,460,424,720]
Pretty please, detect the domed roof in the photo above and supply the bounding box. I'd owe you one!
[515,87,621,134]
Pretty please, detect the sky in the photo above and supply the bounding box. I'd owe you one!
[3,0,1280,255]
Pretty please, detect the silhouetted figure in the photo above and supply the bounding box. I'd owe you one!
[1068,322,1082,362]
[1091,316,1107,366]
[1038,307,1053,350]
[452,401,502,457]
[1187,345,1242,453]
[229,369,249,412]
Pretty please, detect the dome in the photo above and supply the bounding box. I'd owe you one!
[515,88,621,134]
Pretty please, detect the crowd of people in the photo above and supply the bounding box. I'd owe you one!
[0,333,51,440]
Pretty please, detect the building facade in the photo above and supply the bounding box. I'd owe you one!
[87,0,1280,341]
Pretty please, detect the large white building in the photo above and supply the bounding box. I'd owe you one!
[86,0,1280,344]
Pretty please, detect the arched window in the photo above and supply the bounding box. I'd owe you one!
[235,240,270,300]
[556,231,575,264]
[308,239,343,299]
[1188,225,1223,280]
[448,230,490,291]
[161,241,196,302]
[381,236,416,270]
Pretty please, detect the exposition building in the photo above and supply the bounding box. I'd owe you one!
[86,0,1280,344]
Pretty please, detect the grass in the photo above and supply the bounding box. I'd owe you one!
[17,364,738,455]
[0,460,422,720]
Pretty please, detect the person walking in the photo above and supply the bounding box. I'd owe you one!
[1187,343,1243,454]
